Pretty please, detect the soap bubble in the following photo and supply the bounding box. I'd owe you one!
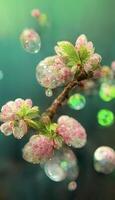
[99,82,115,102]
[0,70,4,80]
[68,94,86,110]
[43,147,79,182]
[97,109,114,127]
[20,29,41,54]
[68,181,77,191]
[94,146,115,174]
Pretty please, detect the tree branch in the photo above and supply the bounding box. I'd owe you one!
[41,71,93,123]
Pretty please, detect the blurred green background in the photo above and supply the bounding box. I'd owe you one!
[0,0,115,200]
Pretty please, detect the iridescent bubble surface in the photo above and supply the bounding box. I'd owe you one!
[20,29,41,54]
[97,109,114,127]
[68,94,86,110]
[94,146,115,174]
[43,147,79,182]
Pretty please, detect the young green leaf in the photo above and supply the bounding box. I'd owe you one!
[55,41,80,67]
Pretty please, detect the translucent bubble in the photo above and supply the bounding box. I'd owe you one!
[20,29,41,54]
[99,83,115,102]
[97,109,114,127]
[43,147,79,182]
[94,146,115,174]
[68,181,77,191]
[68,94,86,110]
[45,88,53,97]
[0,70,4,80]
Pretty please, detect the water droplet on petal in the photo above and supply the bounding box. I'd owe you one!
[45,88,53,97]
[68,94,86,110]
[20,29,41,54]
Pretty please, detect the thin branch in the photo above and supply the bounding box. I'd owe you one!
[41,71,93,122]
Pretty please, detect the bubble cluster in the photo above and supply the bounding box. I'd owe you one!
[68,94,86,110]
[94,146,115,174]
[43,148,79,182]
[97,109,114,127]
[20,29,41,54]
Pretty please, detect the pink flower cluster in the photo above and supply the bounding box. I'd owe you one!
[0,99,38,139]
[36,56,74,89]
[23,135,54,164]
[22,115,87,164]
[57,115,87,148]
[75,34,101,72]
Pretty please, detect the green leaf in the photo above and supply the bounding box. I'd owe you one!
[79,46,90,64]
[55,41,80,67]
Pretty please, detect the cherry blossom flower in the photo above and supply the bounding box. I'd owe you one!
[57,115,87,148]
[75,35,101,73]
[23,135,54,164]
[36,56,74,89]
[0,98,39,139]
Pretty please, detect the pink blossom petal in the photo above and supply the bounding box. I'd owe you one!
[25,99,33,108]
[15,98,24,108]
[75,34,88,48]
[13,120,27,139]
[0,121,13,136]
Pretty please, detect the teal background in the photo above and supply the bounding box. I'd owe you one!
[0,0,115,200]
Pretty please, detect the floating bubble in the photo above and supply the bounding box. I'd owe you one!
[0,70,4,80]
[93,146,115,174]
[45,88,53,97]
[99,83,115,102]
[68,181,77,191]
[20,29,41,54]
[97,109,114,127]
[68,94,86,110]
[43,147,79,182]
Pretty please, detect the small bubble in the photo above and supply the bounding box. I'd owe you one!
[68,181,77,191]
[20,29,41,54]
[0,70,4,80]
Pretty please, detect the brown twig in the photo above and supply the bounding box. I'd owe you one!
[41,71,93,122]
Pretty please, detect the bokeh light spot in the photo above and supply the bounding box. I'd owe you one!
[68,94,86,110]
[97,109,114,127]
